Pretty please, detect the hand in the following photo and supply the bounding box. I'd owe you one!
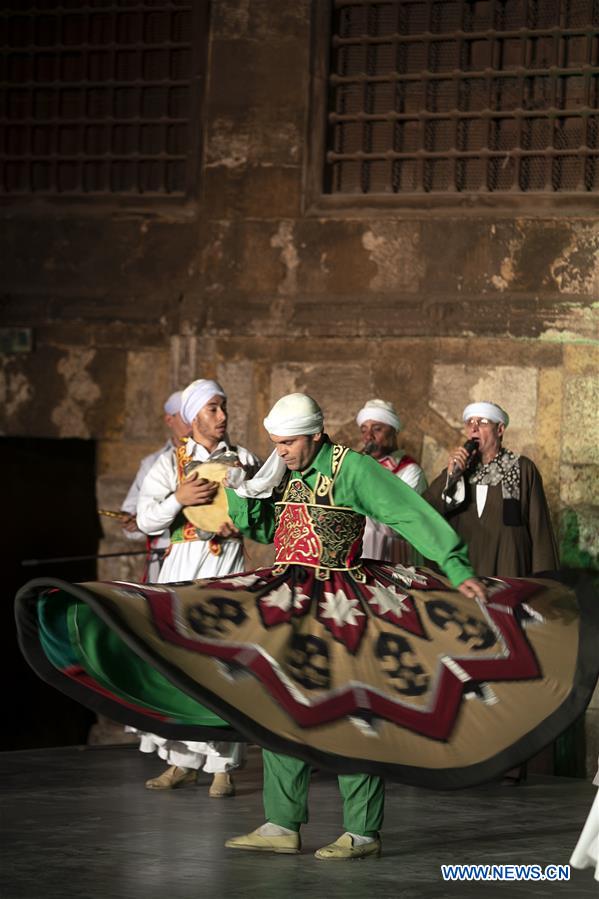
[121,514,139,533]
[457,578,488,602]
[217,520,240,539]
[447,446,470,475]
[175,476,219,507]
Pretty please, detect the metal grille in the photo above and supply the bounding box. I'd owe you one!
[0,2,203,199]
[325,0,599,194]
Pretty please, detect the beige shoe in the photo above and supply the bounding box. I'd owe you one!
[208,772,235,798]
[145,765,197,790]
[225,827,301,854]
[315,833,381,860]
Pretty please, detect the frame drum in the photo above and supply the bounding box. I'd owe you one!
[182,461,234,532]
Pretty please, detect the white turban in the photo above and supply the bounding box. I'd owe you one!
[163,390,182,415]
[234,394,324,499]
[263,393,324,436]
[180,379,226,425]
[356,398,400,432]
[463,401,509,427]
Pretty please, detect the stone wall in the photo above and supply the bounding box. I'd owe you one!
[1,0,597,769]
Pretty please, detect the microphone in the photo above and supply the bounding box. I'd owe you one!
[446,438,479,491]
[362,441,378,456]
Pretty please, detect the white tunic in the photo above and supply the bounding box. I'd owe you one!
[133,437,261,771]
[121,440,172,582]
[570,761,599,881]
[361,452,427,564]
[137,438,261,583]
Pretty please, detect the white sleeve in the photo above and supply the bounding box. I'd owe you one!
[121,452,166,540]
[442,476,465,506]
[398,462,428,494]
[236,447,263,478]
[121,450,161,512]
[121,463,149,516]
[137,453,183,536]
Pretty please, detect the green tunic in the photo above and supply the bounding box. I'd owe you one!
[226,436,475,588]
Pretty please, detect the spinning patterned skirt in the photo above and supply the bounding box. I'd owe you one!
[15,561,599,788]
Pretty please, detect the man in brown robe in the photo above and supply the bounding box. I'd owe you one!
[424,401,559,577]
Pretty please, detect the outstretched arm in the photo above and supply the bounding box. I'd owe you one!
[344,453,483,593]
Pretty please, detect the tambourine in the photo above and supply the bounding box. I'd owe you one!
[182,452,239,532]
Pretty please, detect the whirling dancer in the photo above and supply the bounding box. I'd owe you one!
[15,394,599,861]
[223,393,482,858]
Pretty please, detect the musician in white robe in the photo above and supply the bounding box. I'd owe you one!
[120,390,189,582]
[356,399,427,564]
[570,757,599,882]
[134,379,261,796]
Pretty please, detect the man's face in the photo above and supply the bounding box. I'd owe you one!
[165,411,191,445]
[270,433,323,471]
[193,394,228,446]
[359,419,397,459]
[464,417,504,459]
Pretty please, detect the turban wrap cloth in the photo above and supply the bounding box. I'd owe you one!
[180,379,226,425]
[356,399,401,432]
[463,402,509,427]
[163,391,182,415]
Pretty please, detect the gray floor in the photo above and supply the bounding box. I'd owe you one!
[1,744,596,899]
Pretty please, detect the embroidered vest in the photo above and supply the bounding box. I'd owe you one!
[273,444,365,573]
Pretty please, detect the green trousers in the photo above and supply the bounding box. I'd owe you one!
[262,749,384,837]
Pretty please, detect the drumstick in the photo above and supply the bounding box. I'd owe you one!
[98,509,130,521]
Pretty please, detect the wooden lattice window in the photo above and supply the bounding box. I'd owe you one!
[0,1,208,202]
[316,0,599,201]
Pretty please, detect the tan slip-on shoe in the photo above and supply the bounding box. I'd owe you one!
[145,765,198,790]
[314,833,381,860]
[225,828,301,854]
[208,772,235,798]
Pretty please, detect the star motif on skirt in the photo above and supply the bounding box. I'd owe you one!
[261,584,293,612]
[368,585,411,617]
[203,572,261,590]
[320,590,365,627]
[293,589,312,610]
[391,565,429,588]
[229,574,261,587]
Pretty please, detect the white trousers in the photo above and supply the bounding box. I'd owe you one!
[570,790,599,881]
[136,733,246,772]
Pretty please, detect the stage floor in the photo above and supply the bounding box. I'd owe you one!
[2,744,596,898]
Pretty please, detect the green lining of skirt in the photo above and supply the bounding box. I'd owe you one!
[39,592,81,672]
[36,587,230,728]
[66,601,230,728]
